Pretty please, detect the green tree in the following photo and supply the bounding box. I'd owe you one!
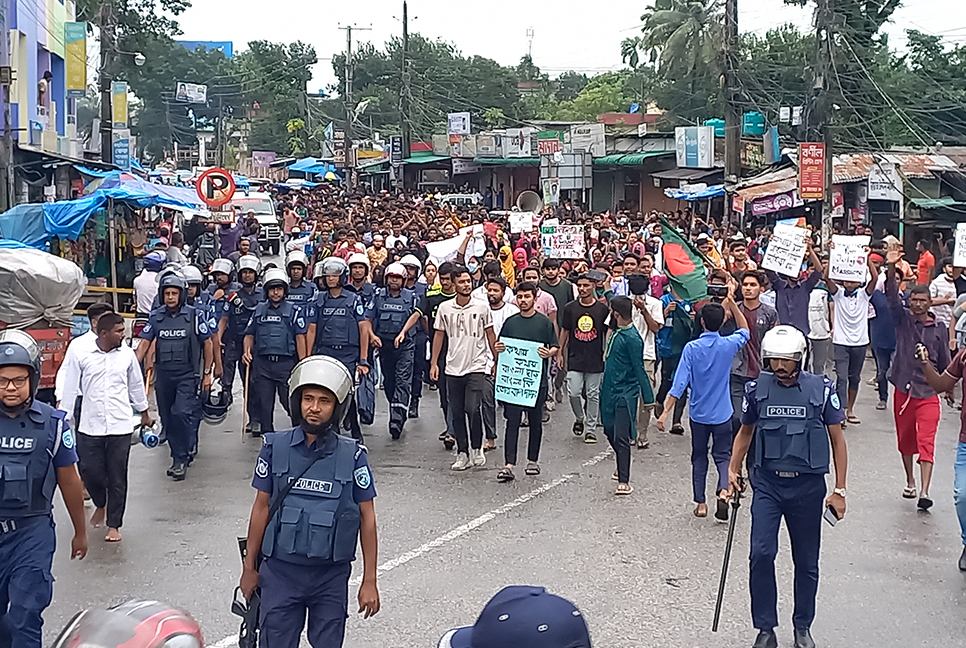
[631,0,723,78]
[555,71,589,102]
[554,72,636,121]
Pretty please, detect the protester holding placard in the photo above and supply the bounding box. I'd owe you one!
[764,235,823,337]
[806,253,835,377]
[825,242,879,426]
[868,253,896,411]
[929,258,958,327]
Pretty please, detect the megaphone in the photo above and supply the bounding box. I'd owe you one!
[516,190,543,213]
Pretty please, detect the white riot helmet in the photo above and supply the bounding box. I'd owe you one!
[286,250,309,270]
[385,262,407,279]
[399,254,422,274]
[236,254,260,273]
[210,258,234,278]
[182,265,204,285]
[761,325,807,366]
[347,252,370,272]
[262,268,290,295]
[289,356,355,427]
[313,256,349,286]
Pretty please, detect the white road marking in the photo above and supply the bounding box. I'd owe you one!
[213,449,612,648]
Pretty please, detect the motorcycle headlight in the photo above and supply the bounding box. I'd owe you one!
[161,635,202,648]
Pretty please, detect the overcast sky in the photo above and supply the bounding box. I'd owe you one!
[176,0,964,90]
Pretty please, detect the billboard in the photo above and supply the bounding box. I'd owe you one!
[569,123,605,157]
[447,112,471,135]
[65,23,86,99]
[674,126,715,169]
[798,142,825,201]
[177,40,234,57]
[175,82,208,104]
[112,129,131,171]
[111,81,128,128]
[505,128,533,158]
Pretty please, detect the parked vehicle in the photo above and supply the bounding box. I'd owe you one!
[230,191,281,256]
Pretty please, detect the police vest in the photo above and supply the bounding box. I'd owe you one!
[287,282,316,305]
[372,288,413,339]
[0,402,65,519]
[151,305,202,374]
[313,291,361,352]
[753,372,830,474]
[346,282,375,305]
[253,301,297,357]
[261,432,360,566]
[226,287,263,337]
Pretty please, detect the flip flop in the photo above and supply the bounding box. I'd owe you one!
[637,438,649,449]
[847,414,861,425]
[670,424,685,435]
[902,486,917,499]
[483,444,497,452]
[497,467,515,482]
[615,484,633,495]
[525,462,541,476]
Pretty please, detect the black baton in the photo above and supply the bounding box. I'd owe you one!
[712,477,744,632]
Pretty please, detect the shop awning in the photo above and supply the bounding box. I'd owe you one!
[664,184,726,201]
[735,177,800,202]
[650,167,722,181]
[473,157,541,166]
[910,197,966,210]
[593,151,673,166]
[402,154,450,164]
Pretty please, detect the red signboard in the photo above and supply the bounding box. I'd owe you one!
[798,142,825,201]
[537,138,562,155]
[196,167,236,208]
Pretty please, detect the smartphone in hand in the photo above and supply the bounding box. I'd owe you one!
[823,504,839,527]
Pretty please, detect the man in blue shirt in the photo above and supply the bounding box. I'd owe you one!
[658,295,749,519]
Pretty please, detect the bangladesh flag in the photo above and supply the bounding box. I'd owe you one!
[659,217,708,301]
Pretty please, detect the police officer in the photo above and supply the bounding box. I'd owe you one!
[346,252,376,303]
[0,330,88,648]
[243,269,307,436]
[728,325,848,648]
[137,271,215,480]
[222,255,263,429]
[239,356,379,648]
[400,254,428,418]
[285,250,316,306]
[305,257,371,442]
[369,263,421,439]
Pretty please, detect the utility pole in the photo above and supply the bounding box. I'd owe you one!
[815,0,834,250]
[1,1,16,209]
[400,1,411,162]
[217,94,225,168]
[339,25,370,189]
[98,4,114,163]
[722,0,741,224]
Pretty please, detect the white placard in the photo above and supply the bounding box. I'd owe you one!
[954,223,966,267]
[540,224,585,259]
[509,211,534,234]
[829,235,871,282]
[761,224,809,278]
[424,225,485,262]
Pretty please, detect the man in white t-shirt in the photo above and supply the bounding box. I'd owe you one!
[806,254,834,376]
[430,267,498,470]
[630,279,664,449]
[826,246,879,425]
[929,257,957,327]
[481,276,520,450]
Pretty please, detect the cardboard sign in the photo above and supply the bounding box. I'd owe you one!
[954,223,966,268]
[495,337,544,407]
[540,224,585,259]
[829,235,871,282]
[509,211,534,234]
[761,224,809,278]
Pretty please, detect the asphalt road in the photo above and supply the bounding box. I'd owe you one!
[44,363,966,648]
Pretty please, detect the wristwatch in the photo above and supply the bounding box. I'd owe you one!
[204,367,213,376]
[833,488,847,498]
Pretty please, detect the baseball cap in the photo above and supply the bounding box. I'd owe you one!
[695,233,711,243]
[438,586,591,648]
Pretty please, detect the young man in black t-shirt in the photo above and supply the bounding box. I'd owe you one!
[540,259,578,403]
[559,275,611,443]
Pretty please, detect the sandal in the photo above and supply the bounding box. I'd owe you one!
[483,443,497,452]
[525,462,540,476]
[670,424,685,435]
[847,414,861,425]
[637,438,649,449]
[615,484,633,495]
[694,503,708,518]
[442,435,456,451]
[497,467,515,482]
[902,486,917,499]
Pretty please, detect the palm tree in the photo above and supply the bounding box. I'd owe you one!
[623,0,723,78]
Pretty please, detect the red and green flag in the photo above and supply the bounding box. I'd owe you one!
[659,217,708,301]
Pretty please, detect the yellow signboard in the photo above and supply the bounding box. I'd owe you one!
[65,23,86,98]
[112,81,128,129]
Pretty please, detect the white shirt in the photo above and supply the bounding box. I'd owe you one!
[133,270,159,314]
[807,287,832,340]
[484,301,520,371]
[60,342,149,436]
[631,293,663,361]
[434,298,494,376]
[831,288,872,346]
[55,330,98,403]
[929,274,957,326]
[387,233,408,249]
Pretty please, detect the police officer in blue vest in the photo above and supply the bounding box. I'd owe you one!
[239,356,380,648]
[137,271,215,480]
[243,268,308,436]
[305,257,371,442]
[345,253,376,304]
[0,330,88,648]
[285,250,316,306]
[728,325,848,648]
[222,255,263,430]
[369,263,422,439]
[400,254,429,419]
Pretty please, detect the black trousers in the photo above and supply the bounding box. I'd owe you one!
[657,355,688,426]
[252,355,297,433]
[482,374,497,440]
[76,433,132,529]
[447,372,486,454]
[504,381,548,466]
[603,404,632,484]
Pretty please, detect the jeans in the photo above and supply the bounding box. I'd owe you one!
[730,374,751,434]
[447,372,486,454]
[657,355,688,426]
[833,343,867,406]
[808,337,832,378]
[566,371,603,429]
[955,441,966,546]
[872,346,894,403]
[690,419,732,503]
[604,403,632,483]
[482,374,497,440]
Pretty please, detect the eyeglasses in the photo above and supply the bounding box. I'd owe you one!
[0,376,30,389]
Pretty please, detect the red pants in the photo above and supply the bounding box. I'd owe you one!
[893,388,940,463]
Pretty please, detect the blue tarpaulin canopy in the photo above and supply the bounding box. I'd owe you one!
[663,184,726,201]
[74,165,116,178]
[287,157,340,175]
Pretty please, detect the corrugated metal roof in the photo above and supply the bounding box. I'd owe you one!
[736,178,800,202]
[832,153,959,183]
[651,168,723,181]
[593,151,673,166]
[473,157,541,166]
[910,197,966,210]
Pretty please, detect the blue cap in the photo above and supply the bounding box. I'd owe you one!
[438,586,591,648]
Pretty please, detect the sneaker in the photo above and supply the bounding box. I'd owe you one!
[876,401,887,410]
[545,399,555,411]
[389,425,402,440]
[866,377,878,388]
[166,461,176,477]
[451,453,471,471]
[170,462,186,481]
[408,405,419,419]
[471,448,486,467]
[584,431,597,444]
[573,420,584,436]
